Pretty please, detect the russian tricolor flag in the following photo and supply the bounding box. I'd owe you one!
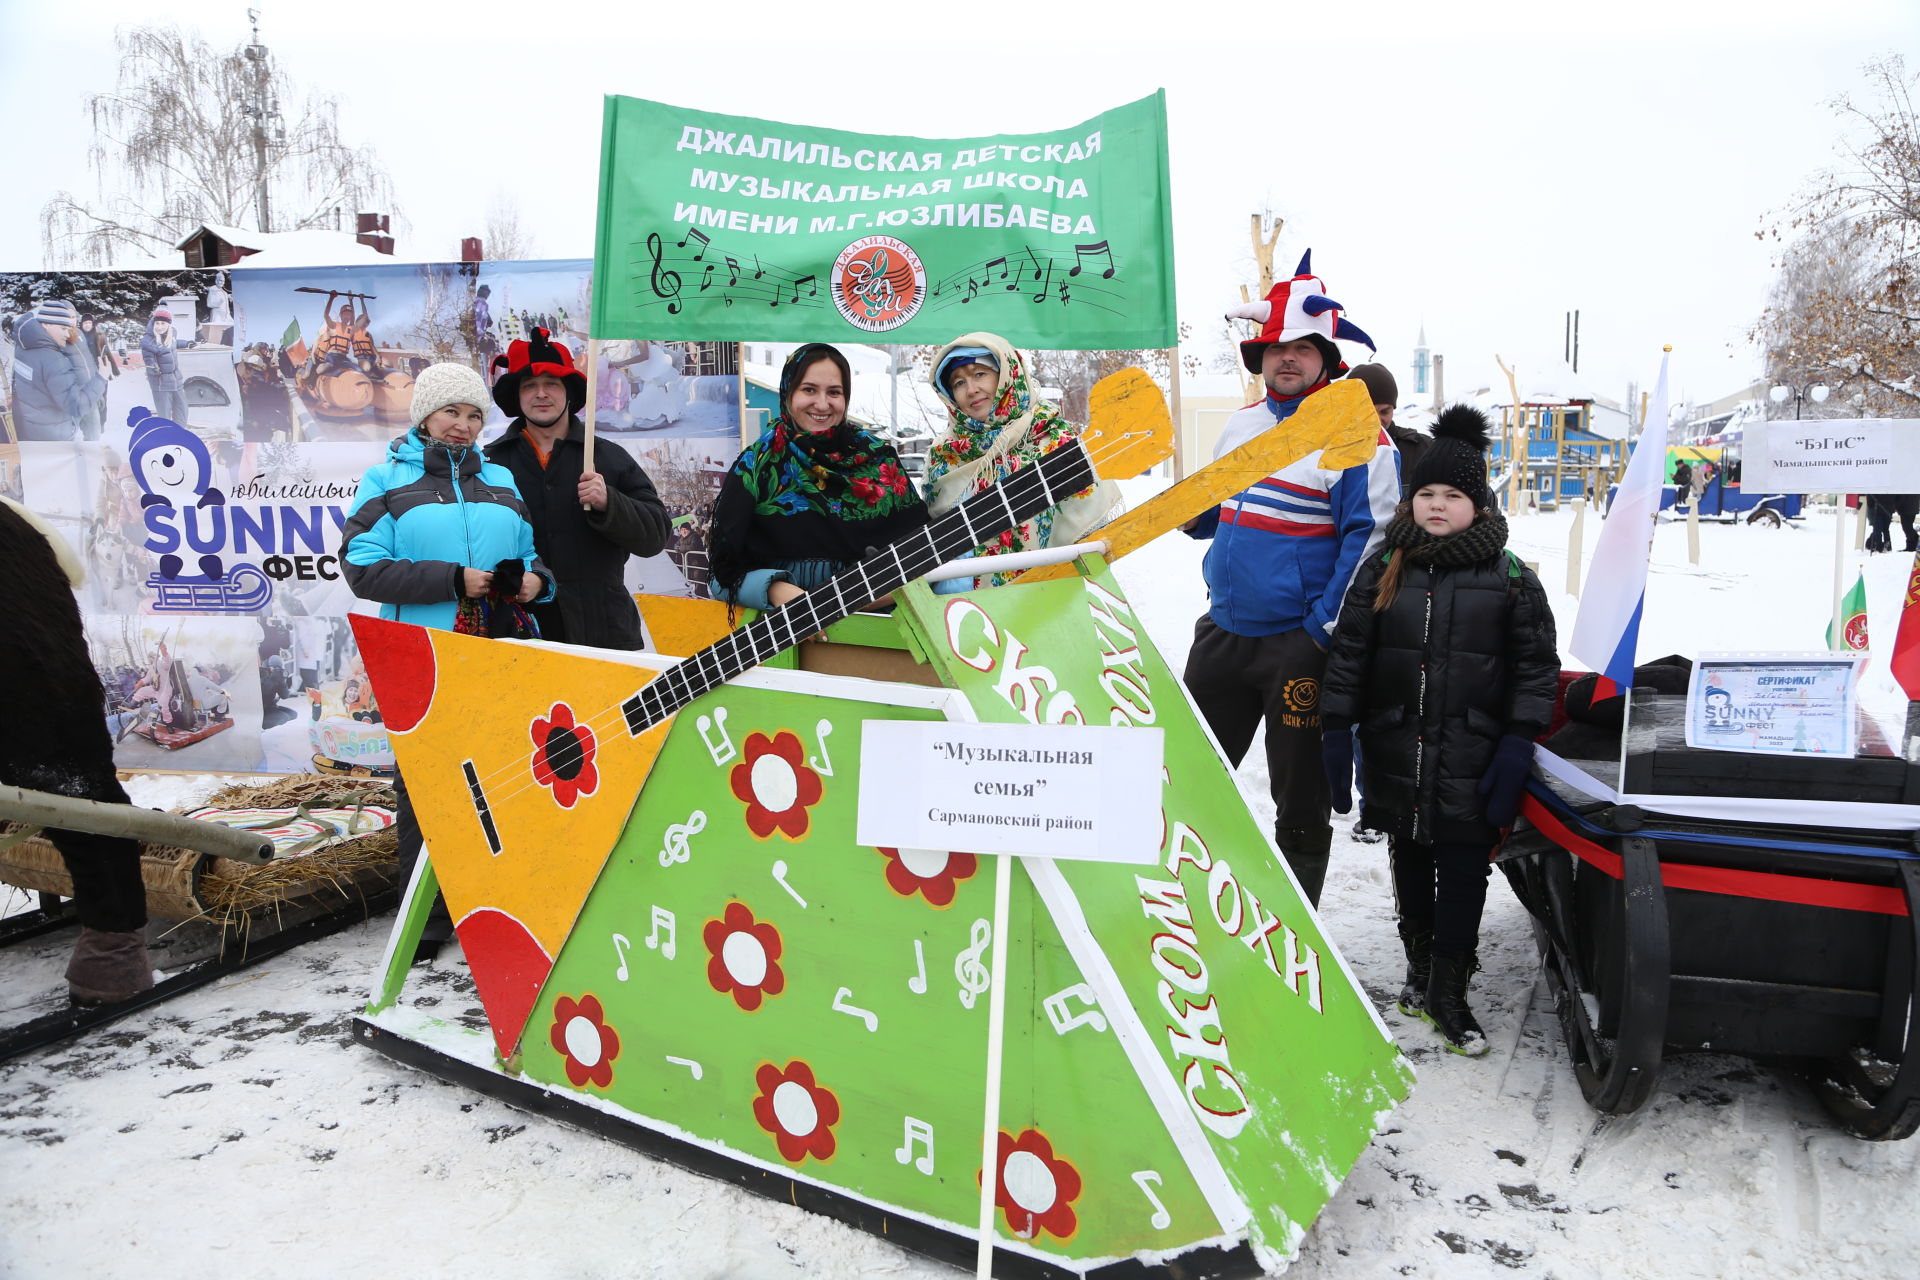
[1569,353,1670,696]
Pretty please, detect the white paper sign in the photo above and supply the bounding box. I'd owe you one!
[1684,652,1862,757]
[855,721,1164,863]
[1743,419,1920,492]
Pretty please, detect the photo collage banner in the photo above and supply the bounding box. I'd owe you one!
[0,258,741,776]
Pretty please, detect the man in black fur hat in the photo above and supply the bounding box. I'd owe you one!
[485,329,671,649]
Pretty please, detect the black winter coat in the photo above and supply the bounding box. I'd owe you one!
[1320,548,1559,845]
[484,416,671,650]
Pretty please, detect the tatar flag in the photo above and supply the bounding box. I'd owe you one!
[281,317,308,367]
[1828,568,1870,655]
[1569,352,1670,696]
[1890,553,1920,700]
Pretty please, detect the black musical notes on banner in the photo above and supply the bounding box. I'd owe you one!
[629,227,824,314]
[626,225,1130,321]
[926,239,1126,319]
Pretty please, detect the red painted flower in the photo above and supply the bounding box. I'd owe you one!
[983,1128,1082,1241]
[703,901,786,1011]
[530,701,598,808]
[729,730,824,839]
[752,1060,840,1163]
[548,993,620,1089]
[849,476,884,506]
[878,461,909,495]
[876,847,978,907]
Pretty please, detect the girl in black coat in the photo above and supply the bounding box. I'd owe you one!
[1320,405,1560,1055]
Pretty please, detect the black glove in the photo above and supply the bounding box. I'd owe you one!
[1322,727,1354,815]
[1477,733,1536,828]
[489,558,526,603]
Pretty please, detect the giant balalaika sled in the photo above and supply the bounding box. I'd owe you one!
[352,378,1414,1277]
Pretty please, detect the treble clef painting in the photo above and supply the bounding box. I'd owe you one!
[844,247,898,320]
[646,232,684,315]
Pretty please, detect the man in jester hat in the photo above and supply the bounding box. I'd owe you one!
[1183,252,1401,905]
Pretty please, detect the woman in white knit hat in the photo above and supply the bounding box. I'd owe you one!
[338,362,553,961]
[339,361,553,633]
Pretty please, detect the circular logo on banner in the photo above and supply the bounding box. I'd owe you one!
[1845,615,1869,650]
[831,236,926,332]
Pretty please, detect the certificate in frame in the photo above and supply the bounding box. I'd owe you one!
[1684,651,1864,757]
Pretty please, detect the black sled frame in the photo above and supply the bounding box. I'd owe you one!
[1501,772,1920,1140]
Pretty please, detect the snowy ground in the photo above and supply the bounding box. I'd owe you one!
[4,496,1918,1279]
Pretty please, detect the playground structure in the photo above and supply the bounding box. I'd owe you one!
[1489,399,1627,512]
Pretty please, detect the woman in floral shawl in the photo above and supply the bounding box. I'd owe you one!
[925,332,1120,591]
[708,343,927,611]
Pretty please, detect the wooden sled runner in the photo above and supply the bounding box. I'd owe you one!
[0,777,400,1062]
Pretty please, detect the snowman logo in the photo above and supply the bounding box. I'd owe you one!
[128,405,226,580]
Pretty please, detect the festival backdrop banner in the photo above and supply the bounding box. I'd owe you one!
[1,259,740,775]
[591,92,1176,349]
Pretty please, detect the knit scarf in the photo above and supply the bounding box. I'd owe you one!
[925,335,1107,587]
[1381,511,1511,566]
[708,414,927,597]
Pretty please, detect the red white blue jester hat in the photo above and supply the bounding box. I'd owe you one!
[1228,250,1377,377]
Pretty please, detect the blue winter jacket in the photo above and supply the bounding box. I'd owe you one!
[340,428,554,631]
[1188,388,1401,642]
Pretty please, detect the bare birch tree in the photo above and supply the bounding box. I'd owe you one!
[39,23,398,267]
[484,193,538,262]
[1755,56,1920,416]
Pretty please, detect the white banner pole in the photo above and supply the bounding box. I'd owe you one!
[973,852,1014,1279]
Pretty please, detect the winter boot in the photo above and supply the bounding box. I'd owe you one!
[1425,951,1488,1056]
[1395,926,1433,1018]
[413,897,458,965]
[66,927,155,1006]
[1275,824,1333,907]
[1351,819,1387,845]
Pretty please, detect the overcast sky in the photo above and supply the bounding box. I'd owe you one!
[3,0,1914,412]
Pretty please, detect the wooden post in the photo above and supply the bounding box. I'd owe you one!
[1496,355,1523,514]
[1832,497,1848,644]
[1552,408,1567,509]
[1239,216,1283,408]
[581,338,600,509]
[1687,500,1701,565]
[1566,497,1586,597]
[737,341,749,444]
[1250,214,1282,294]
[1167,347,1186,482]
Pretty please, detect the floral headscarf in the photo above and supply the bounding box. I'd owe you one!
[707,345,926,598]
[925,332,1116,588]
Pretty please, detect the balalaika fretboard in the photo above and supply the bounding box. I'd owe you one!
[620,440,1096,737]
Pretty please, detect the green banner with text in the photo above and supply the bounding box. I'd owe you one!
[591,92,1175,349]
